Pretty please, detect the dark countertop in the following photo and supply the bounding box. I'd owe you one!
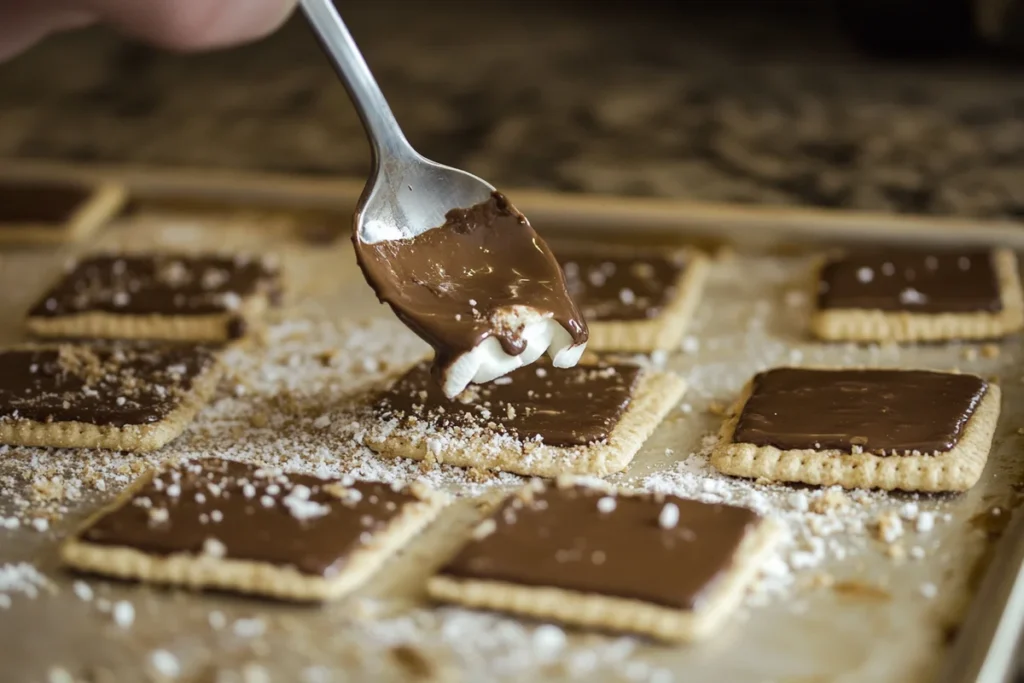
[1,1,1024,218]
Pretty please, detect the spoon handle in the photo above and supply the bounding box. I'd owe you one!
[300,0,413,160]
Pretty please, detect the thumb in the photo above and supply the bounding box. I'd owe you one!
[80,0,298,51]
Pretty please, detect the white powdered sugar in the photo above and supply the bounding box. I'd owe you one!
[0,563,51,606]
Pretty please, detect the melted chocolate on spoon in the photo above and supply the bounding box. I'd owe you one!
[353,192,588,388]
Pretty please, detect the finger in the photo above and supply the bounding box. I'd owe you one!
[79,0,297,51]
[0,2,94,61]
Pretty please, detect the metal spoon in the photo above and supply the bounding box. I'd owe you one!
[300,0,495,242]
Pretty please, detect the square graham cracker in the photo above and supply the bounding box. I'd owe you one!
[555,246,710,352]
[25,253,282,342]
[810,248,1024,343]
[61,458,450,601]
[428,481,780,642]
[711,367,1000,492]
[0,178,126,246]
[0,343,222,453]
[363,361,686,477]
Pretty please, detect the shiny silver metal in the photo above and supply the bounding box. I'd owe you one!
[300,0,495,242]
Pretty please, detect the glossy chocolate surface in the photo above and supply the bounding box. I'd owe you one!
[82,458,421,576]
[558,252,685,321]
[0,180,91,225]
[733,368,989,455]
[441,484,760,610]
[29,254,280,320]
[0,344,215,427]
[353,192,587,383]
[817,249,1002,313]
[376,361,641,447]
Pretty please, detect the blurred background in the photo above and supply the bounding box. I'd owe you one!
[1,0,1024,219]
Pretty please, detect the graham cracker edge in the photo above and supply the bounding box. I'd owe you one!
[427,517,781,642]
[61,467,450,601]
[710,373,1000,492]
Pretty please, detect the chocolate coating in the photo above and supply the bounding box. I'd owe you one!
[29,254,280,318]
[558,253,685,321]
[0,344,215,427]
[441,485,760,610]
[0,179,91,225]
[734,368,989,455]
[376,361,640,447]
[353,192,587,385]
[818,249,1001,313]
[82,459,420,577]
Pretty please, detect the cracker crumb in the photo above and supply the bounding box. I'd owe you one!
[113,600,135,628]
[472,519,497,540]
[148,650,180,679]
[202,537,227,558]
[809,490,849,514]
[390,644,434,679]
[982,344,1000,359]
[873,511,904,544]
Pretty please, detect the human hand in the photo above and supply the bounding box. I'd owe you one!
[0,0,299,61]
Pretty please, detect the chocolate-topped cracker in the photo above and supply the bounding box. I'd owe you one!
[713,367,1001,492]
[62,458,449,601]
[428,481,779,642]
[26,253,282,342]
[555,246,709,351]
[0,343,221,452]
[810,247,1023,342]
[364,360,686,477]
[0,178,126,245]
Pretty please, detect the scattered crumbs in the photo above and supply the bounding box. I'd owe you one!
[916,512,936,534]
[208,610,227,630]
[233,617,267,639]
[920,582,938,599]
[72,580,93,602]
[681,336,700,354]
[833,580,891,601]
[148,650,181,679]
[112,600,135,628]
[47,667,75,683]
[390,643,435,679]
[981,343,1000,359]
[202,537,227,559]
[962,347,979,362]
[874,511,904,544]
[0,562,51,605]
[658,502,680,529]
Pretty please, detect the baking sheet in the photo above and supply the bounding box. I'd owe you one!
[1,180,1023,683]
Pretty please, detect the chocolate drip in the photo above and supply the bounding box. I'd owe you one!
[353,192,587,386]
[377,361,640,446]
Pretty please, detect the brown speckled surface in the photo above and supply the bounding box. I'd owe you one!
[1,1,1024,218]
